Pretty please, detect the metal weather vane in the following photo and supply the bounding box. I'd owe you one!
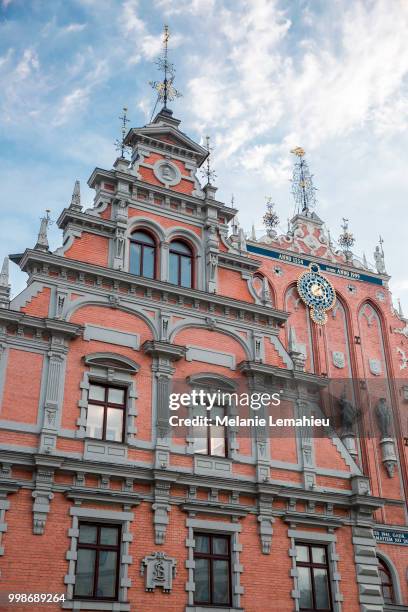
[115,107,130,158]
[262,197,279,233]
[338,217,355,262]
[150,25,182,113]
[290,147,317,215]
[201,135,216,185]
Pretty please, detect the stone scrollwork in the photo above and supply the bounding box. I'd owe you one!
[140,551,177,593]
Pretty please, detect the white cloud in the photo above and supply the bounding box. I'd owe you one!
[54,87,90,126]
[15,48,40,79]
[62,23,87,34]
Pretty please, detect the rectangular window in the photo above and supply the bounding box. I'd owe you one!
[86,384,126,443]
[74,523,121,601]
[296,543,332,611]
[194,405,227,457]
[194,533,231,606]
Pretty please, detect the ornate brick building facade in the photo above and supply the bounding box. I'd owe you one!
[0,103,407,612]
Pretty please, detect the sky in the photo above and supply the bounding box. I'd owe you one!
[1,0,408,311]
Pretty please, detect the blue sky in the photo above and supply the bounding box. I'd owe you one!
[1,0,408,311]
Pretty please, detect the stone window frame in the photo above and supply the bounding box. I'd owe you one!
[185,517,244,612]
[288,528,343,612]
[63,506,133,611]
[185,373,239,458]
[76,353,139,445]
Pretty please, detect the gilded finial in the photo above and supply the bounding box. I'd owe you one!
[150,25,182,114]
[290,147,316,215]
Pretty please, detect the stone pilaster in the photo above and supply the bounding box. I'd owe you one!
[39,334,68,454]
[142,341,186,470]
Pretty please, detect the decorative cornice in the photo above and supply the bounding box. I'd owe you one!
[57,208,116,234]
[181,502,249,518]
[218,251,261,273]
[142,340,186,361]
[65,487,141,506]
[124,126,208,165]
[0,310,83,339]
[17,249,289,330]
[283,511,344,529]
[238,360,328,389]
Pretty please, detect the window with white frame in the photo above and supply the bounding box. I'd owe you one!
[86,383,126,443]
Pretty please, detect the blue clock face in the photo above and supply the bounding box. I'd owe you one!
[297,264,336,324]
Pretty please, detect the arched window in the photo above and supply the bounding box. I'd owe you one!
[378,558,395,604]
[169,240,193,288]
[129,230,156,278]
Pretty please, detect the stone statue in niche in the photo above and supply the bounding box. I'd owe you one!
[140,552,177,593]
[375,398,392,438]
[339,391,359,434]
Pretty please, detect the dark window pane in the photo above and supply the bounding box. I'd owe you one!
[129,242,141,275]
[86,405,104,439]
[195,558,210,603]
[169,252,179,284]
[132,231,154,245]
[312,546,326,564]
[107,388,125,405]
[314,568,330,609]
[79,524,97,544]
[195,534,210,553]
[142,246,155,278]
[100,527,119,546]
[296,545,309,562]
[170,240,191,255]
[79,525,97,544]
[180,255,192,287]
[106,408,123,442]
[298,566,313,609]
[89,385,105,402]
[213,537,228,555]
[74,549,96,597]
[96,551,117,598]
[213,559,229,604]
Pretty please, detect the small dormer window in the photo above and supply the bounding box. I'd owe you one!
[129,230,156,279]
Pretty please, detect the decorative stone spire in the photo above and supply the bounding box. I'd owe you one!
[69,180,82,211]
[34,210,51,251]
[238,227,246,252]
[250,223,257,241]
[398,298,404,319]
[0,256,10,308]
